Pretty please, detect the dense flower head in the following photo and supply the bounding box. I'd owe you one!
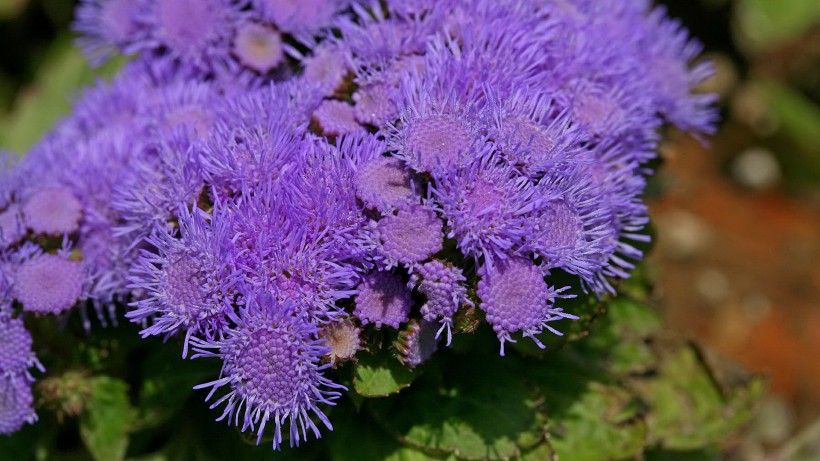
[372,205,444,269]
[412,259,470,346]
[0,371,38,435]
[477,256,576,355]
[397,319,439,368]
[0,315,36,373]
[354,270,412,328]
[232,21,285,74]
[127,205,239,356]
[13,253,85,315]
[21,187,83,236]
[73,0,148,64]
[0,207,25,249]
[192,294,345,449]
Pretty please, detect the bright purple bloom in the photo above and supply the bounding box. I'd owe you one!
[0,315,40,373]
[353,270,412,328]
[73,0,148,64]
[411,259,470,345]
[397,319,439,368]
[127,205,239,356]
[477,256,576,355]
[192,295,345,449]
[372,205,443,269]
[253,0,343,34]
[301,45,349,97]
[432,154,538,263]
[21,187,83,236]
[13,253,85,315]
[312,100,364,136]
[0,371,37,435]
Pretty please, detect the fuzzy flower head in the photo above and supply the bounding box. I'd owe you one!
[412,259,470,346]
[319,319,361,365]
[301,45,349,97]
[353,270,412,329]
[145,0,239,73]
[389,76,484,174]
[22,187,83,236]
[73,0,147,64]
[339,134,420,213]
[433,155,539,263]
[232,21,284,74]
[396,320,439,368]
[0,315,37,373]
[477,256,576,355]
[312,100,364,136]
[372,205,443,269]
[0,207,24,249]
[127,206,239,355]
[13,253,85,315]
[192,294,345,449]
[253,0,342,34]
[0,371,37,435]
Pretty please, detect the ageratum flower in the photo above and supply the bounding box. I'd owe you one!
[0,207,24,249]
[73,0,148,64]
[13,253,85,315]
[21,187,83,236]
[140,0,241,74]
[192,294,345,449]
[0,315,42,374]
[353,270,412,328]
[0,371,38,435]
[477,256,576,355]
[312,100,364,136]
[528,166,614,285]
[371,205,443,269]
[127,205,239,356]
[411,259,470,345]
[389,74,484,174]
[432,153,539,264]
[232,21,284,74]
[397,319,439,368]
[252,0,345,35]
[339,133,420,213]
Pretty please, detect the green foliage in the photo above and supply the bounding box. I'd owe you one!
[354,349,418,397]
[79,377,137,461]
[734,0,820,52]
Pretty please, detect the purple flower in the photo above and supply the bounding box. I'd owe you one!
[432,154,538,263]
[300,44,350,97]
[0,315,41,374]
[477,256,576,355]
[192,294,345,449]
[0,371,38,435]
[13,253,85,315]
[21,187,83,236]
[353,270,412,328]
[396,319,439,368]
[312,100,364,136]
[389,74,485,174]
[232,21,284,74]
[252,0,344,34]
[73,0,148,64]
[411,259,470,345]
[142,0,240,73]
[371,205,443,269]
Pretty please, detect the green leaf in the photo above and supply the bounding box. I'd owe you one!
[367,352,545,460]
[79,376,137,461]
[630,341,765,450]
[353,349,417,397]
[526,354,646,461]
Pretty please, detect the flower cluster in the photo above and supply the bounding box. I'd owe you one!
[0,0,715,449]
